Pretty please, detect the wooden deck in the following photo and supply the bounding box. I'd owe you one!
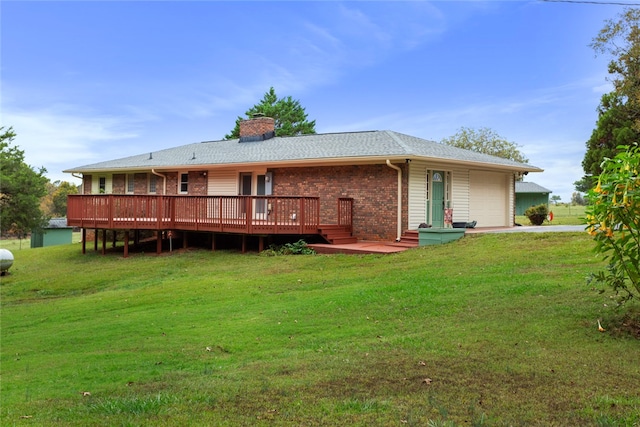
[67,195,354,255]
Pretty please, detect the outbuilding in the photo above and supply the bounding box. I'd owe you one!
[515,182,552,215]
[30,218,73,248]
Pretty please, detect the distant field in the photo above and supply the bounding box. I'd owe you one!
[517,203,586,226]
[1,232,638,426]
[0,232,83,252]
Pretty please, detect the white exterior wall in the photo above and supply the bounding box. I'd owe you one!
[91,174,113,194]
[207,170,238,195]
[468,170,515,227]
[408,161,470,228]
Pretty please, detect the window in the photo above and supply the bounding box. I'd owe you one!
[149,174,157,194]
[180,173,189,193]
[126,174,135,194]
[99,177,106,194]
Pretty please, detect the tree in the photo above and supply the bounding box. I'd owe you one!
[0,127,49,237]
[586,144,640,304]
[41,180,79,218]
[571,192,586,206]
[440,127,528,164]
[225,87,316,139]
[577,8,640,191]
[550,195,562,205]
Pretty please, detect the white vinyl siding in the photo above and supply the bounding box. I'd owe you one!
[408,161,469,228]
[408,163,427,229]
[92,175,112,194]
[207,170,238,195]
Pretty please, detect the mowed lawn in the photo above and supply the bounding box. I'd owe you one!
[1,232,639,426]
[516,204,586,226]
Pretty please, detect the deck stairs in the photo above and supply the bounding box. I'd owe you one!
[318,225,357,244]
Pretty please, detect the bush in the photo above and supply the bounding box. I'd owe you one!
[586,143,640,305]
[261,239,316,256]
[524,204,549,225]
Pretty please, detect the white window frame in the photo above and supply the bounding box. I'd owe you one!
[180,173,189,194]
[148,174,157,194]
[126,174,135,194]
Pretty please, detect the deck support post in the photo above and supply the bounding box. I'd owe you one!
[242,235,247,253]
[94,229,99,252]
[101,229,107,255]
[156,232,162,254]
[82,229,86,254]
[112,230,117,248]
[259,236,264,252]
[211,233,216,252]
[183,232,188,249]
[124,231,129,258]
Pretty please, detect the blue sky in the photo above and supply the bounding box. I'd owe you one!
[1,1,632,202]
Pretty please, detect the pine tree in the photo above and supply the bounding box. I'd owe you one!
[225,87,316,139]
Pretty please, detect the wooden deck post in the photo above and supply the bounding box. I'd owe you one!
[94,229,99,252]
[101,229,107,255]
[82,228,86,254]
[112,230,117,248]
[183,232,188,249]
[211,233,216,252]
[124,231,129,258]
[242,235,246,253]
[156,232,162,254]
[259,236,264,252]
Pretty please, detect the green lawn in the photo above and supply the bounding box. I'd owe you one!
[517,204,586,226]
[1,233,639,426]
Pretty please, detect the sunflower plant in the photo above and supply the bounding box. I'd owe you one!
[585,144,640,304]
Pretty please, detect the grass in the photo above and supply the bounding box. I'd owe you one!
[1,232,639,426]
[516,203,586,226]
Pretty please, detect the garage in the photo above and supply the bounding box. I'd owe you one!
[469,171,509,227]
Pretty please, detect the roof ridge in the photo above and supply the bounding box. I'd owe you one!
[383,130,413,154]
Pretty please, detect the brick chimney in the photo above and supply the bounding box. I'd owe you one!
[239,114,276,142]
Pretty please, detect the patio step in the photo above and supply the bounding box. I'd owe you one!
[318,225,357,244]
[395,230,419,247]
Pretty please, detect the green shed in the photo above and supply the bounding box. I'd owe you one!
[515,182,552,215]
[31,218,73,248]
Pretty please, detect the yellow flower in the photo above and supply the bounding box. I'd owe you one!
[594,179,602,193]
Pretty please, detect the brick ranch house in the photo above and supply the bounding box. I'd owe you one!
[64,116,542,255]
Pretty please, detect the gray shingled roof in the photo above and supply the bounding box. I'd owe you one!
[64,130,542,173]
[46,218,72,228]
[515,181,552,193]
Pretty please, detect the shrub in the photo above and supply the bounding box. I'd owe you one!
[524,204,549,225]
[261,239,316,256]
[586,143,640,304]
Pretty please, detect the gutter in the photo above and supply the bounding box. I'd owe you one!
[151,169,168,194]
[386,160,402,241]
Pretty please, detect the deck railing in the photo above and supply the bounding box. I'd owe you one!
[67,195,325,235]
[338,197,353,233]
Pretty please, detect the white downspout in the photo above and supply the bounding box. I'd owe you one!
[386,160,402,241]
[151,169,167,194]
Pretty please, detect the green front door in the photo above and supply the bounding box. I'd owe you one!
[432,171,445,228]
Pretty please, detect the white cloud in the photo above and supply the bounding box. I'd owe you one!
[3,105,144,183]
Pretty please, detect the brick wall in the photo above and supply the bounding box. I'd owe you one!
[271,163,408,241]
[134,173,148,194]
[190,171,208,195]
[166,173,178,194]
[113,174,125,194]
[83,175,92,194]
[239,117,275,137]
